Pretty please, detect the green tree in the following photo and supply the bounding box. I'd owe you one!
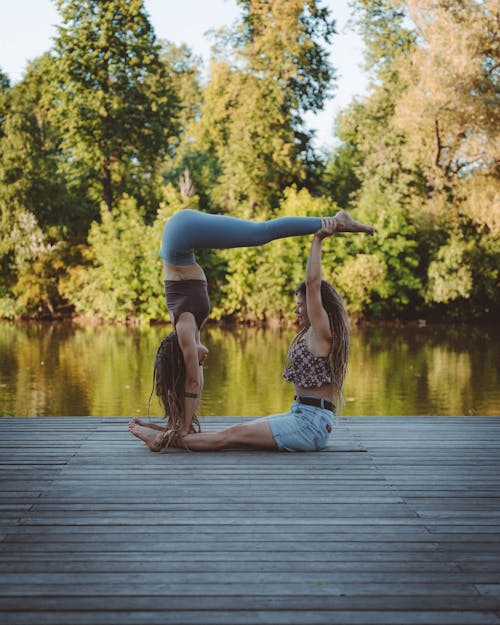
[342,184,422,318]
[190,0,336,214]
[0,55,82,317]
[352,0,416,83]
[158,43,214,208]
[196,65,307,213]
[160,42,202,141]
[322,142,362,209]
[327,0,499,320]
[52,0,181,214]
[0,55,81,234]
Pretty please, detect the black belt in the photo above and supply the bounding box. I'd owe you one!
[295,395,335,413]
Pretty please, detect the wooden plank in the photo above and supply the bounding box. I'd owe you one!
[1,415,500,625]
[0,609,499,625]
[1,595,500,610]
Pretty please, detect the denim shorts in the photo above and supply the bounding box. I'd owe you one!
[267,400,335,452]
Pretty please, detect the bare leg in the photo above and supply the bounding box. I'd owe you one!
[178,418,277,451]
[128,418,278,452]
[334,210,374,235]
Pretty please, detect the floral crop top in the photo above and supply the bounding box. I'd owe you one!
[283,334,332,388]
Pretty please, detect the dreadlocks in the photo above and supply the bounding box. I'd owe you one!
[148,332,201,449]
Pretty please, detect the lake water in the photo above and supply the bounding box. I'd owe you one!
[0,321,499,417]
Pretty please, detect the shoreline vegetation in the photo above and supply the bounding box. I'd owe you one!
[1,316,495,332]
[0,0,498,325]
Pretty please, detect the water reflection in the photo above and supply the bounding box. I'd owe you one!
[0,321,498,417]
[345,325,500,416]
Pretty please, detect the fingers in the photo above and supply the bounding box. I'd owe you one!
[317,216,337,239]
[197,343,209,366]
[322,217,337,234]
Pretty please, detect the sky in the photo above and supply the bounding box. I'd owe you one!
[0,0,369,150]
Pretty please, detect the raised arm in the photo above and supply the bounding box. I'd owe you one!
[305,218,336,352]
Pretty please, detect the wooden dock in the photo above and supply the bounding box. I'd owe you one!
[0,416,499,624]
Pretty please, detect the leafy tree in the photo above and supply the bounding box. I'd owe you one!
[157,43,216,209]
[0,55,81,317]
[160,42,202,141]
[0,55,82,234]
[327,0,499,320]
[235,0,336,116]
[352,0,416,83]
[196,65,307,213]
[322,142,362,209]
[52,0,181,215]
[426,227,500,321]
[325,99,425,319]
[348,184,423,317]
[191,0,336,214]
[393,0,499,204]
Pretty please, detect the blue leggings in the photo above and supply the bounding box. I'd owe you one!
[159,209,323,265]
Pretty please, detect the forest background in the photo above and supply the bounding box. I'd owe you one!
[0,0,498,325]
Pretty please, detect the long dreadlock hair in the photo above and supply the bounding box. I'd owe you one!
[290,280,350,408]
[148,332,200,448]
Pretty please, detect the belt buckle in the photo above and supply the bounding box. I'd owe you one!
[297,395,324,409]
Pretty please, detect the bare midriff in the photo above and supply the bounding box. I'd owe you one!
[162,260,207,282]
[293,383,335,403]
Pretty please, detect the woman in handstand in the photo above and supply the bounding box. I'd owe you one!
[129,211,373,452]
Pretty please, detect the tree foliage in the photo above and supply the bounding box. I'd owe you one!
[394,0,499,198]
[0,0,497,323]
[52,0,181,214]
[329,0,499,321]
[189,0,336,213]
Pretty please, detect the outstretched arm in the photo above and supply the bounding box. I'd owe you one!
[305,218,336,349]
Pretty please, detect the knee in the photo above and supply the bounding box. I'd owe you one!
[219,423,246,449]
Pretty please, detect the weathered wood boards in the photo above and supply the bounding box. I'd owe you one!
[0,416,499,624]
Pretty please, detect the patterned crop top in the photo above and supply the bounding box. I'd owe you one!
[283,334,332,388]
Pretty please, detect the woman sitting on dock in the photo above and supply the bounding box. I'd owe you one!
[129,211,374,452]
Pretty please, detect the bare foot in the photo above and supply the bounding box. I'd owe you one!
[334,210,374,235]
[128,422,163,452]
[133,417,166,431]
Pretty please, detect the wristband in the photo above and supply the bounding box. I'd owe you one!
[184,391,200,399]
